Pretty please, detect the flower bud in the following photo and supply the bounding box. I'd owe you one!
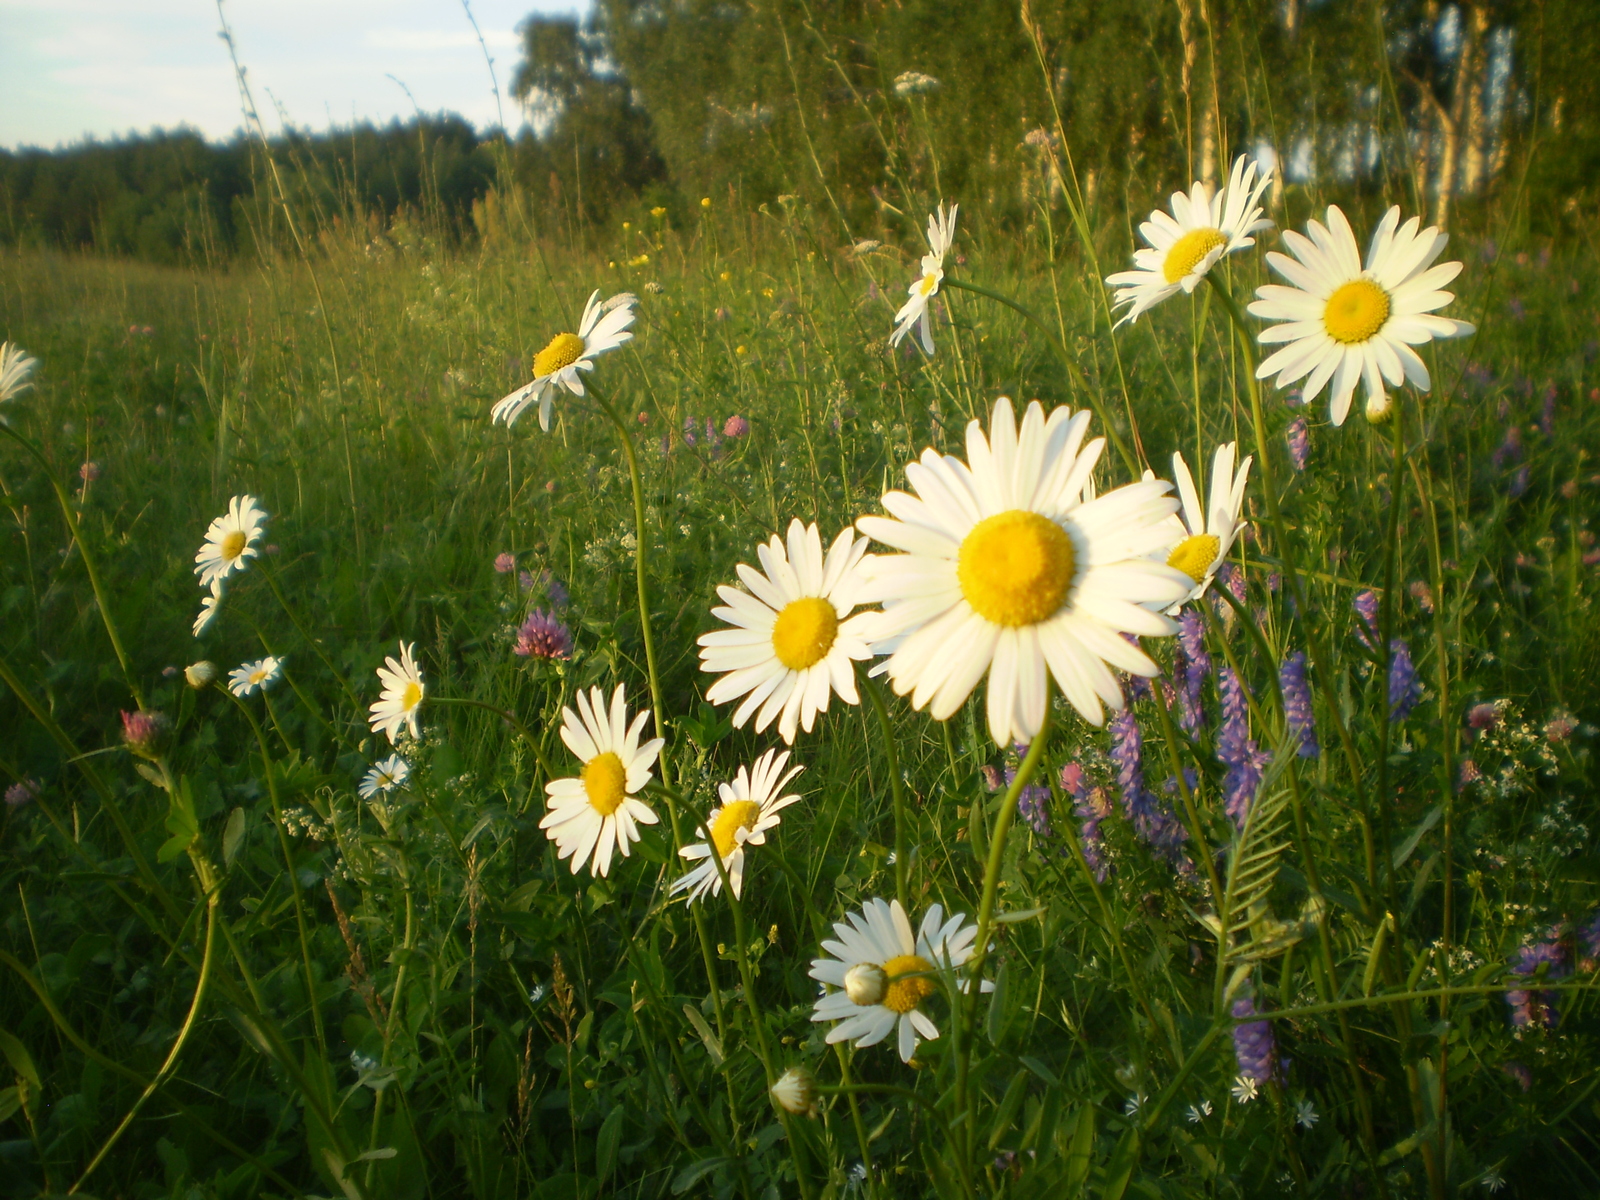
[120,709,171,760]
[770,1066,818,1117]
[843,962,887,1007]
[1364,392,1393,425]
[184,661,217,689]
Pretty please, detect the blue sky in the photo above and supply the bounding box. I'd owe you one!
[0,0,584,150]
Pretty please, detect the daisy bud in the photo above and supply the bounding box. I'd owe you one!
[770,1066,819,1117]
[843,962,887,1006]
[120,709,171,760]
[1364,392,1394,425]
[184,661,217,689]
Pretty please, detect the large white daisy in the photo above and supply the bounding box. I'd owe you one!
[0,342,38,404]
[671,748,803,903]
[697,520,876,744]
[856,398,1193,745]
[1107,155,1274,328]
[368,641,425,744]
[229,655,284,697]
[194,495,268,591]
[889,203,958,354]
[540,684,662,877]
[809,898,990,1063]
[491,291,638,431]
[1160,443,1252,613]
[1249,205,1476,425]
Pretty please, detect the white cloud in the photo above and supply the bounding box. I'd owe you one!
[0,0,584,149]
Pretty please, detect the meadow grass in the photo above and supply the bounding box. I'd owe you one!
[0,193,1598,1199]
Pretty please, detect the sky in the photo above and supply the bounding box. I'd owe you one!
[0,0,586,150]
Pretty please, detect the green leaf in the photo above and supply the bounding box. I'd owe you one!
[995,906,1046,924]
[985,960,1011,1046]
[0,1085,20,1124]
[0,1027,41,1091]
[596,1103,625,1185]
[681,1004,724,1066]
[222,806,246,865]
[1063,1103,1095,1192]
[671,1155,728,1194]
[1392,804,1442,869]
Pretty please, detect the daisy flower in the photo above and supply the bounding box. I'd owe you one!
[697,520,875,744]
[856,398,1193,745]
[1250,205,1476,425]
[889,203,958,354]
[0,342,39,403]
[194,495,268,591]
[1159,443,1252,613]
[369,641,425,744]
[540,684,662,876]
[192,582,224,637]
[229,655,284,697]
[359,755,410,800]
[671,749,803,903]
[1107,155,1274,327]
[491,291,638,431]
[809,897,991,1063]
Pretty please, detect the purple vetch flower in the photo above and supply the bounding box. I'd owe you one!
[1231,995,1277,1083]
[682,419,698,448]
[723,414,749,438]
[1003,745,1053,838]
[1109,709,1186,862]
[521,568,569,607]
[1222,563,1247,607]
[1509,465,1530,498]
[1500,1062,1532,1092]
[1062,763,1111,882]
[1506,934,1569,1029]
[513,610,573,660]
[1217,667,1270,828]
[1388,639,1421,721]
[1280,651,1319,758]
[1578,910,1600,966]
[1175,611,1209,736]
[1540,384,1557,438]
[1286,418,1309,472]
[1491,425,1522,470]
[494,552,515,574]
[1353,590,1381,650]
[5,779,38,808]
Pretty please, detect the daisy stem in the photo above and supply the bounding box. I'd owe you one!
[689,794,816,1200]
[863,674,911,911]
[956,710,1052,1177]
[831,1045,880,1198]
[0,423,142,707]
[225,690,329,1058]
[257,557,365,715]
[1204,275,1376,885]
[941,279,1139,477]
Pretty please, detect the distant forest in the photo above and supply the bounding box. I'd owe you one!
[3,0,1597,263]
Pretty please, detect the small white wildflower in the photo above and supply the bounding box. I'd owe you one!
[1295,1098,1319,1128]
[1124,1092,1147,1117]
[1185,1100,1213,1123]
[892,71,940,97]
[1231,1075,1260,1104]
[1482,1168,1505,1192]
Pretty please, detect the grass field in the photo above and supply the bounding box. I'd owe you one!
[1,189,1598,1199]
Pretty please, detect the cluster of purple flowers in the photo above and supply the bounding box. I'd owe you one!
[1388,639,1421,721]
[4,779,37,808]
[514,610,573,660]
[1061,762,1111,882]
[985,748,1054,838]
[1174,611,1209,737]
[1506,933,1569,1030]
[520,567,570,608]
[1353,590,1381,650]
[1217,668,1270,828]
[1109,708,1187,864]
[1539,383,1558,439]
[1232,994,1278,1084]
[1286,418,1309,472]
[1279,651,1319,758]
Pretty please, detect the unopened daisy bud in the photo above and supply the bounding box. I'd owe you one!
[843,962,887,1006]
[770,1065,819,1117]
[120,709,171,760]
[1364,391,1394,425]
[184,661,217,689]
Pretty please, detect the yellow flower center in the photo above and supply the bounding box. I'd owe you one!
[917,271,940,297]
[710,799,763,857]
[534,332,587,377]
[583,751,627,816]
[1163,228,1229,284]
[957,510,1076,627]
[881,954,936,1014]
[221,530,248,561]
[1167,533,1221,583]
[250,668,269,685]
[770,596,839,670]
[1322,279,1391,344]
[401,681,423,711]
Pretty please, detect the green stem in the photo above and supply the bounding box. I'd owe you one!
[0,424,142,706]
[863,674,911,911]
[943,279,1138,476]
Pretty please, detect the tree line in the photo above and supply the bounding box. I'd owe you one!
[2,0,1595,264]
